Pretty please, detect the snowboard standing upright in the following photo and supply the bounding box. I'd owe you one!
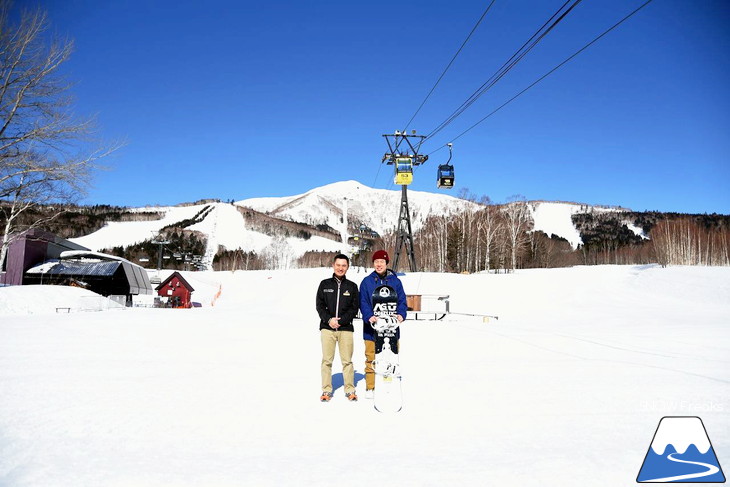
[371,284,403,413]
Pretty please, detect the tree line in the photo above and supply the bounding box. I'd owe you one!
[396,196,730,272]
[212,197,730,273]
[400,196,573,273]
[105,229,207,271]
[652,218,730,267]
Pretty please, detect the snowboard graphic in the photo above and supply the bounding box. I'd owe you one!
[371,284,402,413]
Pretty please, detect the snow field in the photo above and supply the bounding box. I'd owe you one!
[69,204,207,251]
[0,265,728,486]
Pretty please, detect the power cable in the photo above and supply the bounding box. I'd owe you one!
[426,0,656,156]
[425,0,582,141]
[402,0,498,133]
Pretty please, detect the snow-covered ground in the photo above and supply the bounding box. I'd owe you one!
[1,265,728,486]
[0,285,125,314]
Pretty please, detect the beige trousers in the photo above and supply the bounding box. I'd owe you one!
[320,329,354,394]
[364,340,376,390]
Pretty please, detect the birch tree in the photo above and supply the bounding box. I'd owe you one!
[502,196,532,271]
[476,201,503,272]
[0,2,117,268]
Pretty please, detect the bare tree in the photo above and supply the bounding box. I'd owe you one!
[651,217,730,267]
[502,196,532,271]
[262,236,295,270]
[476,199,503,272]
[0,2,118,268]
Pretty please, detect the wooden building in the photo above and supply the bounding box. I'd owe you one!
[155,271,195,308]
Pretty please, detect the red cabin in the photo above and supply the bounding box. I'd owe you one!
[155,271,195,308]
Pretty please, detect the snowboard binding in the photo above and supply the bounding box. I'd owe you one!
[372,316,399,332]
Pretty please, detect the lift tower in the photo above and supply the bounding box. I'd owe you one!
[382,131,428,272]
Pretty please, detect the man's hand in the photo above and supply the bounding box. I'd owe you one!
[329,317,341,329]
[369,316,378,324]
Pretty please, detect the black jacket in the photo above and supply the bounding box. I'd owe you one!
[316,274,359,332]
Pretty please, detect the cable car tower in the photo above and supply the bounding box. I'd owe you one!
[382,131,428,272]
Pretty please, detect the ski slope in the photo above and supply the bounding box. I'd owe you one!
[528,201,638,249]
[69,202,344,268]
[1,265,728,486]
[70,204,206,251]
[238,180,478,235]
[67,182,636,268]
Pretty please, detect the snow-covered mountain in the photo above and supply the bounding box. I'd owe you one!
[71,181,482,265]
[239,181,640,249]
[70,201,346,266]
[237,180,477,236]
[70,180,634,266]
[527,200,640,248]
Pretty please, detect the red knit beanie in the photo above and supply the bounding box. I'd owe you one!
[372,250,389,264]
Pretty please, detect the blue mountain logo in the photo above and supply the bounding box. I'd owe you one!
[637,416,725,483]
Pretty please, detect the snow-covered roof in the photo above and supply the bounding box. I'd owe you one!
[25,257,153,295]
[27,260,121,277]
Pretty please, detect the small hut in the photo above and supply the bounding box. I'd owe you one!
[155,271,195,308]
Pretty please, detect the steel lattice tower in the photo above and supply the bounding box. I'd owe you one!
[381,131,427,272]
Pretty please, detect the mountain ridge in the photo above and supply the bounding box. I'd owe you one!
[60,180,636,269]
[6,179,729,271]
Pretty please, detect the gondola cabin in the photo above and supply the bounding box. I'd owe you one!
[437,164,455,189]
[394,157,413,186]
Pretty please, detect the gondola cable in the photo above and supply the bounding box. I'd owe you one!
[376,2,496,189]
[402,0,498,133]
[425,0,656,156]
[425,0,583,141]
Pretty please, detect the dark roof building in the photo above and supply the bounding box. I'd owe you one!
[26,257,152,297]
[1,229,88,286]
[1,230,152,306]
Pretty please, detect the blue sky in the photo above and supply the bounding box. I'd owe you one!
[32,0,729,213]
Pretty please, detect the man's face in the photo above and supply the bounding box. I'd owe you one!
[333,258,349,277]
[373,258,387,274]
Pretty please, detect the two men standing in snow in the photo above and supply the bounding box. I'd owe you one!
[316,250,407,402]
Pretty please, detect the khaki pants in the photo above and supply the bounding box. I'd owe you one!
[321,329,354,394]
[364,339,399,390]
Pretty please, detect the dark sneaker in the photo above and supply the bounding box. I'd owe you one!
[345,392,358,402]
[320,392,333,402]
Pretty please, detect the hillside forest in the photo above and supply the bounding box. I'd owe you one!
[1,199,729,273]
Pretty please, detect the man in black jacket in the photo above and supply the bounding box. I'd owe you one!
[316,253,359,402]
